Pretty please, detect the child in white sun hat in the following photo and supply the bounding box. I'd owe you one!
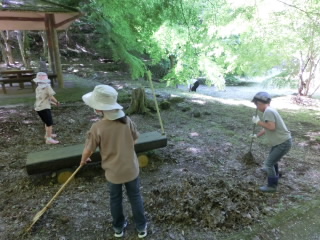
[80,85,147,238]
[33,72,60,144]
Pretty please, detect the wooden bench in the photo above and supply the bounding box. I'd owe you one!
[26,131,167,175]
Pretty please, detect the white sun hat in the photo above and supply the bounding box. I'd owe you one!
[82,85,124,111]
[33,72,50,83]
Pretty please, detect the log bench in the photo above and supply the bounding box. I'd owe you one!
[26,131,167,175]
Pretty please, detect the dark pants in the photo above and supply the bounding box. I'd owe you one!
[37,109,53,127]
[109,177,146,232]
[265,138,292,177]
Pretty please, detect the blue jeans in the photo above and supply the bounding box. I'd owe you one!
[265,138,292,177]
[109,177,146,232]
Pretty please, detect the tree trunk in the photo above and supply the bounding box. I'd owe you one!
[126,87,148,115]
[16,31,27,67]
[169,54,176,69]
[0,40,8,65]
[23,31,31,69]
[0,30,14,66]
[65,29,70,47]
[297,52,320,97]
[40,31,48,60]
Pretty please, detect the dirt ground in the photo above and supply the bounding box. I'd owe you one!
[1,74,320,240]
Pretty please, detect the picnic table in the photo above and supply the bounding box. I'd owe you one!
[0,70,57,94]
[0,69,35,94]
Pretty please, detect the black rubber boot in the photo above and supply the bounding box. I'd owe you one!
[259,176,278,193]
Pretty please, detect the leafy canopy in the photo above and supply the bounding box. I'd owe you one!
[62,0,320,91]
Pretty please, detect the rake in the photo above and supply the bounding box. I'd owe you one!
[26,165,83,232]
[242,108,258,164]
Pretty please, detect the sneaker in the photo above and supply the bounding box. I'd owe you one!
[44,133,57,138]
[46,137,59,144]
[114,230,124,238]
[138,230,147,238]
[138,226,147,239]
[114,221,128,238]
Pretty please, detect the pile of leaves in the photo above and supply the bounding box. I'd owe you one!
[145,173,268,231]
[291,95,320,107]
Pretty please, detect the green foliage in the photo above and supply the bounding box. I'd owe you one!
[85,0,236,87]
[77,0,320,92]
[3,0,320,93]
[109,32,146,80]
[262,69,298,89]
[234,0,320,92]
[83,0,154,79]
[224,74,240,86]
[49,0,87,8]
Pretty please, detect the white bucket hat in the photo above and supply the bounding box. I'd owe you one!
[33,72,50,83]
[82,85,124,111]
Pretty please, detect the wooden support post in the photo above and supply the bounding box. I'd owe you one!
[45,14,63,88]
[45,15,55,75]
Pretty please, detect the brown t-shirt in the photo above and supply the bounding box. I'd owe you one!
[84,116,139,184]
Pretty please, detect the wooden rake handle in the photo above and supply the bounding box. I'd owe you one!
[249,108,258,151]
[42,165,83,212]
[26,165,83,232]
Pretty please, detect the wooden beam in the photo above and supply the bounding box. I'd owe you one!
[0,17,44,21]
[55,13,82,29]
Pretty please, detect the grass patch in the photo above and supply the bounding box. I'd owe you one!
[55,74,97,103]
[283,109,318,124]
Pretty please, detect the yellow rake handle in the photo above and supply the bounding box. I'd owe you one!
[26,165,83,232]
[39,165,83,214]
[146,70,165,135]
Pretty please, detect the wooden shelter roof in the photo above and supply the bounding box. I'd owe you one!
[0,0,82,30]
